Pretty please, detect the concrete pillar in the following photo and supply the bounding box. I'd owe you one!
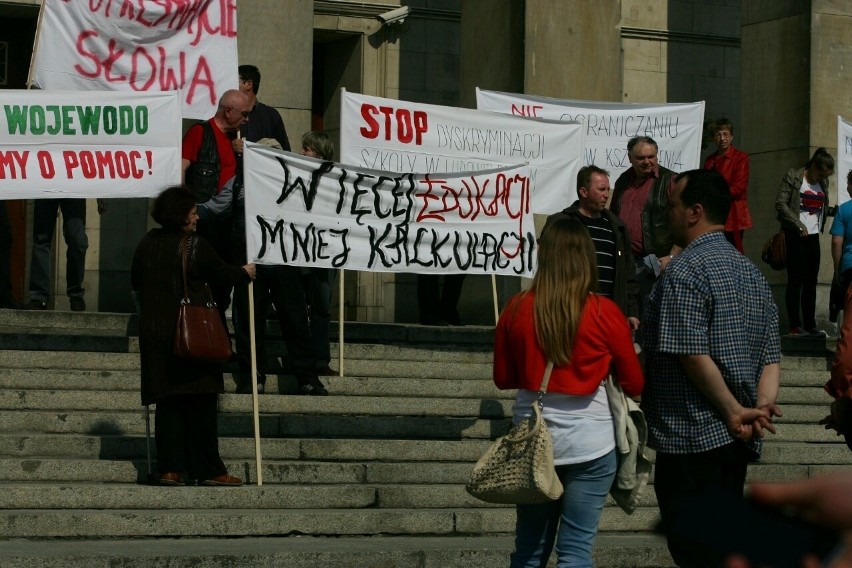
[524,0,622,101]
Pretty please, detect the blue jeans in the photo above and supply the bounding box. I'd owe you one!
[510,449,617,568]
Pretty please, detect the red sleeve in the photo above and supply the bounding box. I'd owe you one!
[728,151,749,200]
[603,301,644,397]
[493,297,521,390]
[181,124,203,162]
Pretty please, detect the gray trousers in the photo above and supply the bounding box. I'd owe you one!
[29,199,88,301]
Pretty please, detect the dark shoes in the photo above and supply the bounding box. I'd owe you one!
[27,299,47,311]
[317,365,337,376]
[201,474,243,486]
[298,381,329,396]
[159,472,185,486]
[70,297,86,312]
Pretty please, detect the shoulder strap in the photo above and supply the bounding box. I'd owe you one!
[179,235,190,302]
[536,362,555,408]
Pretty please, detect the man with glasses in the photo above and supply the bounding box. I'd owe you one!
[181,89,252,321]
[703,118,751,253]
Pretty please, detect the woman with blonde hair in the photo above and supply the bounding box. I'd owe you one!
[493,217,644,567]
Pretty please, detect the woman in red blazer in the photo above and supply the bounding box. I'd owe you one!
[494,217,644,568]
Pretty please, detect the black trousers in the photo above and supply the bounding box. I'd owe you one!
[233,265,317,385]
[654,443,751,568]
[784,230,821,330]
[0,202,12,303]
[154,393,226,480]
[416,274,465,325]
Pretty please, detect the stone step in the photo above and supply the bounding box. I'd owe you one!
[2,408,842,443]
[0,389,514,417]
[0,390,836,427]
[0,370,836,404]
[0,506,660,539]
[0,310,497,349]
[0,534,675,568]
[0,410,508,439]
[4,456,847,486]
[0,350,494,379]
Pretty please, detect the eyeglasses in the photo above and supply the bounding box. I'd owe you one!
[227,107,250,118]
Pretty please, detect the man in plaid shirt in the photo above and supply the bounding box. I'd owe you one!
[641,169,782,568]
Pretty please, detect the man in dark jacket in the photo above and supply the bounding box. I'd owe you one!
[544,165,640,330]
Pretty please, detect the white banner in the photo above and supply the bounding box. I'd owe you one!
[340,90,584,214]
[244,142,536,277]
[31,0,238,120]
[476,89,704,174]
[0,90,182,198]
[839,116,852,206]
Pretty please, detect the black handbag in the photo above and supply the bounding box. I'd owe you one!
[173,235,232,363]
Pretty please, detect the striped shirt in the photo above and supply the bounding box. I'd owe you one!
[577,214,616,298]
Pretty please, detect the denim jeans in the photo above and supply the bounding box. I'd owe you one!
[510,449,617,568]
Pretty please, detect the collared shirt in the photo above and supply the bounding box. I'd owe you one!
[617,167,659,256]
[181,119,237,192]
[640,231,781,457]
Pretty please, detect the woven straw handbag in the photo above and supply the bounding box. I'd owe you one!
[466,362,564,504]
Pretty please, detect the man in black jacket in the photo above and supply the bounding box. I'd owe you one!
[544,165,640,330]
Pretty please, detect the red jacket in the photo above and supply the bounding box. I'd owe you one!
[493,292,644,397]
[704,146,752,232]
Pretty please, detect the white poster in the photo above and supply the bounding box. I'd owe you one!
[340,90,584,214]
[31,0,238,120]
[244,142,536,277]
[476,89,705,174]
[0,90,182,198]
[839,116,852,206]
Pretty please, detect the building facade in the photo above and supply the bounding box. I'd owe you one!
[0,0,848,328]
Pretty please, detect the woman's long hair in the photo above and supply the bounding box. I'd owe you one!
[805,147,835,173]
[530,217,598,366]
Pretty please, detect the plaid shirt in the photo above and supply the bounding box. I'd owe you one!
[641,231,781,456]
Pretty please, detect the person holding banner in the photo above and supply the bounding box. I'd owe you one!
[543,165,640,330]
[300,131,337,376]
[611,136,679,310]
[493,217,644,568]
[775,148,835,337]
[182,89,252,323]
[704,119,751,253]
[132,186,256,487]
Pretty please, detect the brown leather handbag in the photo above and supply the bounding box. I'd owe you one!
[173,235,232,363]
[761,230,786,271]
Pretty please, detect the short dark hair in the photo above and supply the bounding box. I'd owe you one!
[302,131,335,161]
[238,64,261,95]
[627,136,658,155]
[847,169,852,185]
[677,169,731,225]
[576,165,609,192]
[711,118,734,135]
[805,147,835,172]
[152,185,196,231]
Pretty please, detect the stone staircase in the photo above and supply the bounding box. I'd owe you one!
[0,310,846,567]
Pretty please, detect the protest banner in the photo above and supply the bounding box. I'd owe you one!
[476,89,705,173]
[340,90,584,214]
[839,116,852,206]
[0,90,182,198]
[31,0,238,120]
[243,142,536,277]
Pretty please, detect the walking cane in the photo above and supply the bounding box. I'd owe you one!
[144,404,154,484]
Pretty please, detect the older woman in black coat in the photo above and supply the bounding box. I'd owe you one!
[132,185,256,486]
